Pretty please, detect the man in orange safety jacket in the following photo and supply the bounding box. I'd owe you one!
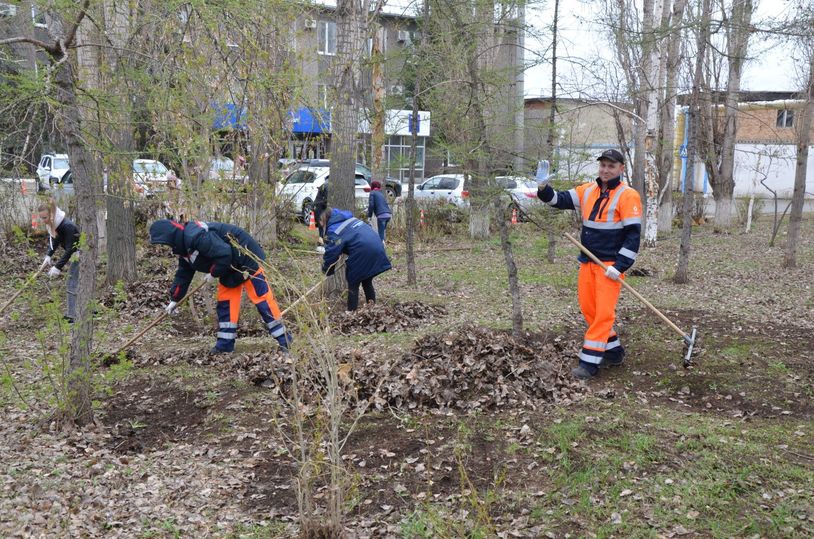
[536,149,642,379]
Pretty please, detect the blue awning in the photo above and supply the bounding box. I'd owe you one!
[212,103,247,131]
[290,107,331,134]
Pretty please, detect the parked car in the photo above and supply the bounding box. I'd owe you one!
[36,153,70,191]
[496,176,541,217]
[414,174,469,208]
[132,159,177,197]
[208,156,247,183]
[277,165,370,224]
[298,159,402,201]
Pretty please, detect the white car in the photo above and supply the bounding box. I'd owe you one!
[414,174,469,208]
[277,165,371,223]
[132,159,177,197]
[36,153,70,191]
[209,156,247,183]
[496,176,541,216]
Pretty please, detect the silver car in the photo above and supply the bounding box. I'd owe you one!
[496,176,541,217]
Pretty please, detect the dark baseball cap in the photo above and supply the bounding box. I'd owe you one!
[597,149,625,164]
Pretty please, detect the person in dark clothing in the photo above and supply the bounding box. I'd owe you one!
[39,200,80,322]
[320,208,392,311]
[313,182,328,239]
[366,180,392,242]
[149,219,291,354]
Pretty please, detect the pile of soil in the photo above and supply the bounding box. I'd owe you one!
[331,301,447,336]
[353,325,588,410]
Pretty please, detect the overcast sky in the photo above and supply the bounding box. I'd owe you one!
[523,0,803,98]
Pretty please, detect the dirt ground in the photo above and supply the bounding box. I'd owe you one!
[1,216,813,538]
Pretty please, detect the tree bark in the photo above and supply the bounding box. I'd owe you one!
[642,0,664,247]
[657,0,688,234]
[405,0,428,287]
[783,52,814,268]
[497,200,523,339]
[675,0,710,284]
[370,25,386,187]
[714,0,753,231]
[544,0,560,261]
[329,0,365,213]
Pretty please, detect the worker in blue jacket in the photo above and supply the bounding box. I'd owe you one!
[320,208,392,311]
[366,180,392,242]
[149,219,291,354]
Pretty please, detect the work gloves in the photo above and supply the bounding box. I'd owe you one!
[47,267,61,278]
[42,255,52,268]
[605,266,621,281]
[535,159,551,188]
[164,301,178,315]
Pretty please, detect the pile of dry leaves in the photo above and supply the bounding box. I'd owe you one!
[133,347,287,387]
[331,301,446,335]
[129,324,586,412]
[352,325,588,410]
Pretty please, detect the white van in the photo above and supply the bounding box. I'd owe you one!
[36,153,70,191]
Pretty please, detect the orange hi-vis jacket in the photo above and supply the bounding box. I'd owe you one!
[537,177,642,272]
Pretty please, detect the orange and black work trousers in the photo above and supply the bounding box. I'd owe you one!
[577,261,624,366]
[215,268,290,352]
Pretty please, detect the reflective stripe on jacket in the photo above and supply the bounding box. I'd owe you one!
[537,177,642,273]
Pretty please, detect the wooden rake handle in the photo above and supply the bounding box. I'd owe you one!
[0,263,47,317]
[111,278,209,357]
[563,232,690,341]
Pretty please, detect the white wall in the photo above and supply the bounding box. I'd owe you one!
[733,144,814,199]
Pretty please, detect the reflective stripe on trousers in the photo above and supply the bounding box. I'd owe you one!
[577,262,624,365]
[213,268,287,352]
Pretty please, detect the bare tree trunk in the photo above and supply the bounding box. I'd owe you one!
[370,25,386,187]
[543,0,559,161]
[783,52,814,268]
[497,200,523,339]
[98,0,138,283]
[657,0,689,234]
[330,0,365,212]
[56,50,99,427]
[642,0,664,247]
[714,0,754,231]
[675,0,710,284]
[544,0,560,260]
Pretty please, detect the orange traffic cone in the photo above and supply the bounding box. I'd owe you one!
[31,212,39,229]
[511,207,518,225]
[308,210,316,230]
[419,209,425,228]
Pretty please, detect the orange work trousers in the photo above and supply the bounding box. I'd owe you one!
[577,261,624,366]
[214,268,285,352]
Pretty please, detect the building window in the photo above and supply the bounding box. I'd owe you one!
[776,109,794,128]
[385,135,425,183]
[318,20,337,55]
[31,5,47,28]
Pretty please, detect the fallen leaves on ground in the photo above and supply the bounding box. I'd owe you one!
[352,325,588,410]
[331,300,447,335]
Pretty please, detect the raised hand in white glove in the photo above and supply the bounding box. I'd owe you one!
[164,301,179,315]
[42,255,52,268]
[605,266,621,281]
[47,266,61,278]
[535,159,551,187]
[204,273,215,283]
